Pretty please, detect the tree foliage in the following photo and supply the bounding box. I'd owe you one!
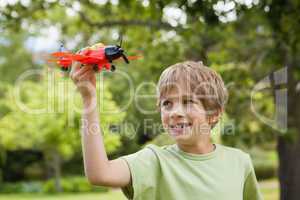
[0,71,125,190]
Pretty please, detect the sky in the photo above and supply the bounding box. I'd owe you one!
[25,26,61,52]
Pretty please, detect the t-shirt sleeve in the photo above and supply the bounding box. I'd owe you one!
[120,145,159,199]
[243,155,264,200]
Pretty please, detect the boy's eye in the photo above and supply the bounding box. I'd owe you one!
[162,100,172,107]
[183,99,194,104]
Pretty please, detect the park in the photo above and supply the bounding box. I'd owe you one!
[0,0,299,200]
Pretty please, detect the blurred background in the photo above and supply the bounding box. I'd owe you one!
[0,0,299,200]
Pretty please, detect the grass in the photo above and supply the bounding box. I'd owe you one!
[259,178,279,200]
[0,191,126,200]
[0,179,278,200]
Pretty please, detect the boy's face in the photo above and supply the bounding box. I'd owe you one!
[160,86,212,144]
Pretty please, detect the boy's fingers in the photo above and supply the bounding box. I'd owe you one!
[70,62,81,83]
[70,61,81,75]
[71,65,94,83]
[74,65,94,77]
[70,46,92,77]
[78,70,94,82]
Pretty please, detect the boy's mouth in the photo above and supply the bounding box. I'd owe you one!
[169,122,192,129]
[168,123,192,136]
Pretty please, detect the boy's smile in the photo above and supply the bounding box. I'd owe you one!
[168,122,193,136]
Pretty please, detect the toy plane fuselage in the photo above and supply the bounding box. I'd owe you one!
[51,44,132,72]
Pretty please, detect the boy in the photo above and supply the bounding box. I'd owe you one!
[70,60,263,200]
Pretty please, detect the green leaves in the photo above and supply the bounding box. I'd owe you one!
[0,74,125,159]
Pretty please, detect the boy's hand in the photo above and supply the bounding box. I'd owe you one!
[70,61,96,100]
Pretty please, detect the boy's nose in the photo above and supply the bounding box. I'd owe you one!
[169,104,185,119]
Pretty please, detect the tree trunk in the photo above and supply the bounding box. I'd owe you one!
[52,151,62,193]
[45,150,63,193]
[0,149,5,183]
[277,55,300,199]
[277,136,300,200]
[277,67,300,199]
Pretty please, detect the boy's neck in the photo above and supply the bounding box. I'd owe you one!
[177,140,215,155]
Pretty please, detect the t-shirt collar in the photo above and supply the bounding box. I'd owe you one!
[173,143,220,161]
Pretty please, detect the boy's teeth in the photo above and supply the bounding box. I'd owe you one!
[174,123,190,128]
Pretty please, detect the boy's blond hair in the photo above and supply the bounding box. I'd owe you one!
[157,61,228,120]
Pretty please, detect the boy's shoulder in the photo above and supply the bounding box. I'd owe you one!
[219,144,250,156]
[145,143,171,150]
[144,143,176,154]
[218,144,254,173]
[218,144,252,161]
[141,143,171,156]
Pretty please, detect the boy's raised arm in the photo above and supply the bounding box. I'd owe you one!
[70,61,131,188]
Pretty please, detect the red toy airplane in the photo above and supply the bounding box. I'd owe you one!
[49,42,140,72]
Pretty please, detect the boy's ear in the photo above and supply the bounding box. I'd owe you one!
[208,108,224,125]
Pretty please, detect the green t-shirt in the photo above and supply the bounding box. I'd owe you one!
[121,143,263,200]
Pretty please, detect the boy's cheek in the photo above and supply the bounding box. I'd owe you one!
[162,123,169,131]
[192,122,211,135]
[160,112,169,123]
[160,117,169,130]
